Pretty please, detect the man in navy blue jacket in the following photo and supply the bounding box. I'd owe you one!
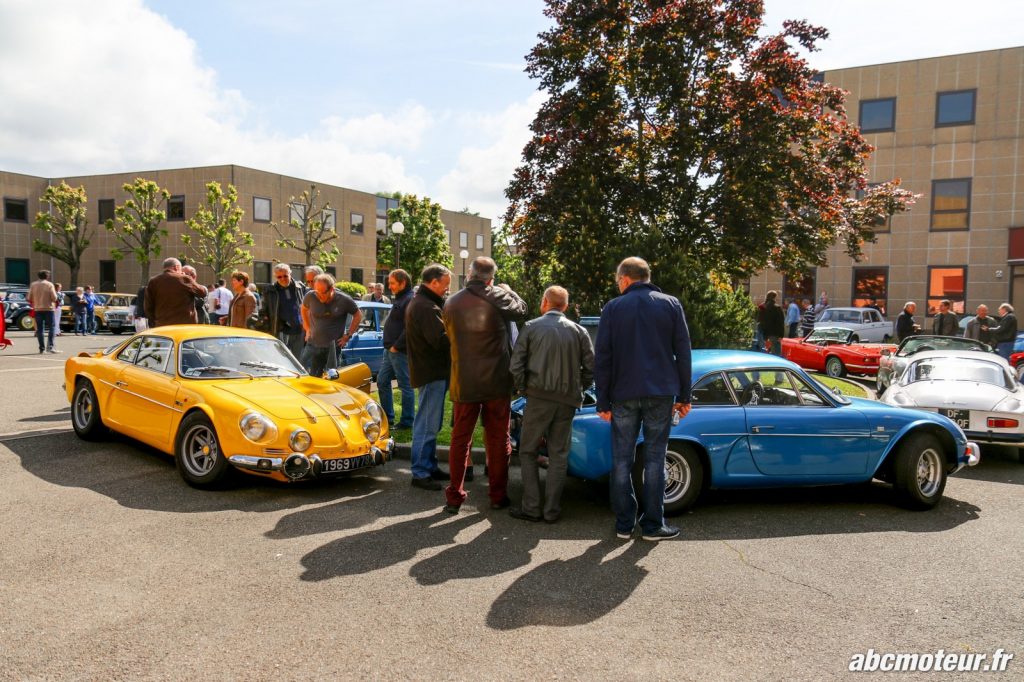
[378,269,415,428]
[594,257,691,541]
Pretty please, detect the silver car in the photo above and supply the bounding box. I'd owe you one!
[876,335,992,392]
[881,350,1024,463]
[814,307,893,343]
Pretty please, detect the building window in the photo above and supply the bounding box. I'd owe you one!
[289,203,305,225]
[98,199,115,224]
[325,266,336,277]
[855,185,891,232]
[3,198,28,222]
[930,178,971,230]
[852,267,888,314]
[475,233,484,250]
[782,269,816,304]
[927,266,967,316]
[350,268,364,285]
[253,197,271,222]
[444,228,451,244]
[376,196,399,235]
[99,260,117,291]
[253,261,272,286]
[351,212,364,235]
[4,258,30,285]
[323,208,336,230]
[376,269,390,285]
[167,195,185,221]
[936,89,976,127]
[859,97,896,133]
[459,231,468,248]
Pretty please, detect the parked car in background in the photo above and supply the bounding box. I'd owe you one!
[339,301,390,377]
[880,349,1023,463]
[66,325,394,488]
[877,335,992,392]
[813,307,893,342]
[512,350,978,512]
[1,289,35,331]
[59,291,111,332]
[101,293,138,334]
[781,326,894,378]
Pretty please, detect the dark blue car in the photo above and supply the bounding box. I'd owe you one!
[339,301,391,377]
[512,350,978,513]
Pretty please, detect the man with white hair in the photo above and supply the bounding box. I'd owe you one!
[257,263,307,359]
[144,258,208,328]
[985,303,1018,360]
[304,265,323,289]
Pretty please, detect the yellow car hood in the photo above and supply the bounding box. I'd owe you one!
[213,377,367,421]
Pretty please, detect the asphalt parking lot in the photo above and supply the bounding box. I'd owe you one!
[0,330,1021,680]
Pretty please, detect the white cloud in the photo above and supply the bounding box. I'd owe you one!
[0,0,427,194]
[434,91,545,222]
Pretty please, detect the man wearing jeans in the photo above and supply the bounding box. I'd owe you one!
[377,269,415,429]
[28,270,59,353]
[404,264,453,490]
[595,257,691,541]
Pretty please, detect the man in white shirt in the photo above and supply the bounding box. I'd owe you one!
[207,279,234,325]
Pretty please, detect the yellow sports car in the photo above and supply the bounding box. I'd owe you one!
[64,325,393,488]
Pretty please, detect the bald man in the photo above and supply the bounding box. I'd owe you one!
[144,258,208,328]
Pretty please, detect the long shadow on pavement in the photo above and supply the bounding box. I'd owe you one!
[486,539,655,630]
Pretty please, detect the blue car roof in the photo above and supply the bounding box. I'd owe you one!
[691,349,801,377]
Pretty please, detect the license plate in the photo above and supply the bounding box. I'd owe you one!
[320,454,373,474]
[941,408,970,429]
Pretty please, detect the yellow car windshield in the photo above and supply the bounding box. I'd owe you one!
[179,337,306,379]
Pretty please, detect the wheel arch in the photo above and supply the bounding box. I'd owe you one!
[876,423,959,479]
[669,436,712,492]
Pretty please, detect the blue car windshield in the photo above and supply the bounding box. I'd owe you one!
[904,357,1013,389]
[179,337,305,378]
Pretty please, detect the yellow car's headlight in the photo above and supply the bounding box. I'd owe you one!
[240,412,278,443]
[364,400,383,425]
[362,421,381,443]
[289,429,312,452]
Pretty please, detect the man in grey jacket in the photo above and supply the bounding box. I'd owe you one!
[508,286,594,523]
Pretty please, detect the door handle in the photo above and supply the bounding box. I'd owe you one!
[115,380,128,387]
[751,425,774,433]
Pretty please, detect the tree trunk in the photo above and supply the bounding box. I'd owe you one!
[139,260,151,283]
[68,263,80,289]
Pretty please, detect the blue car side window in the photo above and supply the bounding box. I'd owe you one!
[691,372,736,406]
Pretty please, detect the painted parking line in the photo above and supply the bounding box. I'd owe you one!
[0,366,66,373]
[0,427,73,441]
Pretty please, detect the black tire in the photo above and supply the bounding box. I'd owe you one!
[883,334,892,343]
[71,379,107,440]
[876,372,887,394]
[825,356,846,378]
[17,313,35,331]
[850,334,860,343]
[94,315,103,331]
[1018,448,1024,465]
[174,412,231,489]
[892,432,947,510]
[111,328,124,335]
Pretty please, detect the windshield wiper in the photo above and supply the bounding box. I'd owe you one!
[239,360,300,377]
[189,365,254,378]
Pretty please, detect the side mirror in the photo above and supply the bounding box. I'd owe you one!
[832,386,843,397]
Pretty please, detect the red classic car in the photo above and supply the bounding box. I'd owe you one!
[781,327,897,378]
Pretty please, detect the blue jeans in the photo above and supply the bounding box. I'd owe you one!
[410,379,447,478]
[35,310,56,351]
[74,311,88,334]
[610,396,674,534]
[997,341,1014,361]
[377,350,414,428]
[86,310,97,334]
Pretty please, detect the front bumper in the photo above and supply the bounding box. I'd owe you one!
[229,439,394,480]
[952,441,981,474]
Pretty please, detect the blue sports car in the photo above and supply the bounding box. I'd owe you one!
[511,350,979,512]
[340,301,391,377]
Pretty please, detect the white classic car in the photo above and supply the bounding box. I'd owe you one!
[880,349,1024,463]
[814,306,893,343]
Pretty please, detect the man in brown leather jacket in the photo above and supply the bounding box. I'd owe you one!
[144,258,208,328]
[441,257,526,513]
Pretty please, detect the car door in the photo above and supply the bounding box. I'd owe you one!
[104,335,181,448]
[728,369,872,476]
[342,305,385,372]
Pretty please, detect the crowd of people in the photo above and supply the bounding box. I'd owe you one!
[126,254,692,541]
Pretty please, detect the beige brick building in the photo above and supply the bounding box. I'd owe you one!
[749,46,1024,322]
[0,164,491,293]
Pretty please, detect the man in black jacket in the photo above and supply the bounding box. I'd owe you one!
[377,269,415,428]
[442,257,527,512]
[508,286,594,523]
[759,291,785,356]
[258,263,306,360]
[932,299,959,336]
[405,264,453,490]
[896,302,920,342]
[987,303,1018,360]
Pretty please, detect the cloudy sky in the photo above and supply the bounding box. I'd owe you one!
[1,0,1021,221]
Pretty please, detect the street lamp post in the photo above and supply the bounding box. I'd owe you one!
[391,221,405,269]
[459,248,469,289]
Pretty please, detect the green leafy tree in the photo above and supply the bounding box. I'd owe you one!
[105,178,170,281]
[376,193,453,277]
[32,181,93,288]
[336,281,367,299]
[491,224,548,318]
[182,181,253,277]
[505,0,916,318]
[273,184,339,268]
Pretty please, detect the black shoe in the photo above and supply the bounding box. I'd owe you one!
[641,525,680,541]
[464,466,474,482]
[429,468,449,481]
[411,476,442,491]
[442,504,460,515]
[490,497,511,510]
[543,516,559,524]
[508,507,542,522]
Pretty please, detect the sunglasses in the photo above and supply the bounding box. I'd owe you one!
[275,275,290,280]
